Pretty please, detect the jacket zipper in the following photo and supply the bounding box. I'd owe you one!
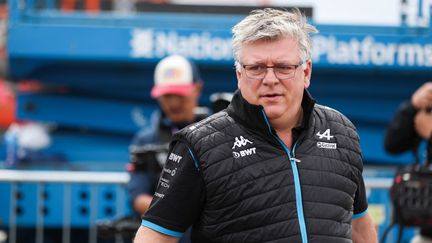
[261,110,308,243]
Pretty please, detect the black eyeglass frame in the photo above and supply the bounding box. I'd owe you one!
[240,60,305,80]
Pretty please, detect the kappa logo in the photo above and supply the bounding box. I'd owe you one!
[232,136,256,158]
[232,136,253,149]
[316,129,334,141]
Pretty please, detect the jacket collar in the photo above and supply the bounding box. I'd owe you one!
[227,89,316,135]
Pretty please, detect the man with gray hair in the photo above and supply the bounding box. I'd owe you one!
[134,8,377,243]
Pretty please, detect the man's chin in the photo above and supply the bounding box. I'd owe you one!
[262,107,283,120]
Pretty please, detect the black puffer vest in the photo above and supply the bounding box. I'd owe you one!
[174,90,364,243]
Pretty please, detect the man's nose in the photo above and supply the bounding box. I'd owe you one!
[262,67,279,84]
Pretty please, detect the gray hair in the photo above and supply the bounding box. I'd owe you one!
[232,8,318,70]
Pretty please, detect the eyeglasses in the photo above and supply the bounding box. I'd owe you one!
[241,61,304,80]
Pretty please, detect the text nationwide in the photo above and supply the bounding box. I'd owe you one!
[130,28,432,68]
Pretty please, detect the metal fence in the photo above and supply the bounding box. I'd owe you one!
[0,169,130,243]
[0,169,396,243]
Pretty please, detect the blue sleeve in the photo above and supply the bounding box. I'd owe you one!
[127,123,160,200]
[126,172,157,201]
[353,209,368,220]
[127,128,159,200]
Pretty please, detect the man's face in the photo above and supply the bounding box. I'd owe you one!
[236,37,311,121]
[157,84,201,123]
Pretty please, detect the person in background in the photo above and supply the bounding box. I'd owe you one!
[134,8,377,243]
[384,81,432,243]
[127,54,206,216]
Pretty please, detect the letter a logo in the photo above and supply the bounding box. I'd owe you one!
[316,129,334,141]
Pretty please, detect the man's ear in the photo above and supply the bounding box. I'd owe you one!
[303,61,312,88]
[236,69,242,89]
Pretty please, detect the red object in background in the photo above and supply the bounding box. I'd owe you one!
[85,0,100,13]
[61,0,76,12]
[0,2,10,128]
[0,79,16,129]
[17,80,43,92]
[61,0,100,13]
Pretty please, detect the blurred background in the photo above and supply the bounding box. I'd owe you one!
[0,0,431,242]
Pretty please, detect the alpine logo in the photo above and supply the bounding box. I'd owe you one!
[316,129,337,149]
[316,129,334,141]
[232,136,253,149]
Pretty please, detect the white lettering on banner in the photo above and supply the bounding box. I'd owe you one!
[130,29,431,68]
[130,29,154,58]
[312,35,432,67]
[168,153,182,163]
[130,28,232,60]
